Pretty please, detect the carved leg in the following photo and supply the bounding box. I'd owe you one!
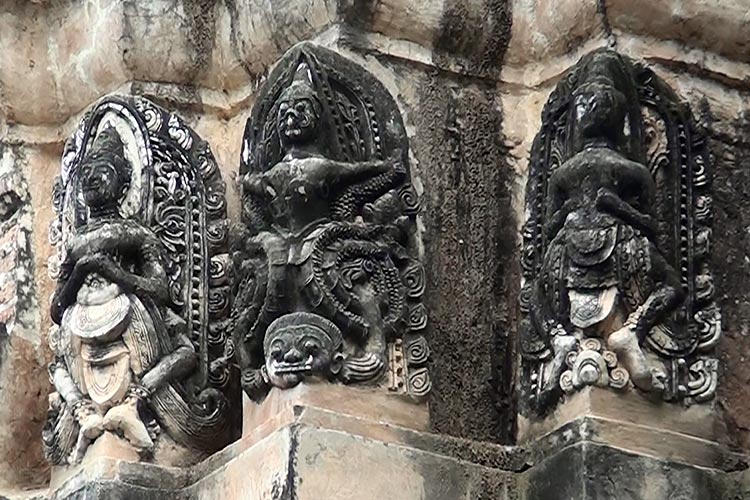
[545,333,578,390]
[102,345,195,449]
[102,389,154,450]
[51,362,106,463]
[609,242,681,392]
[607,322,663,391]
[139,344,197,394]
[69,434,92,465]
[634,243,684,341]
[50,362,84,406]
[68,402,105,464]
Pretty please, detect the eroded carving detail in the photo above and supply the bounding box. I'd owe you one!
[43,96,238,465]
[520,49,720,415]
[231,43,429,400]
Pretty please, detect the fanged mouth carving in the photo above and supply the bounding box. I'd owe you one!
[272,355,315,374]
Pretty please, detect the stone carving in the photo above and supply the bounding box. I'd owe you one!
[263,312,344,389]
[520,49,720,414]
[559,338,629,393]
[43,96,238,465]
[231,43,429,400]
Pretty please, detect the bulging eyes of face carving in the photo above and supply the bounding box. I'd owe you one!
[81,161,122,208]
[303,338,318,354]
[278,99,317,142]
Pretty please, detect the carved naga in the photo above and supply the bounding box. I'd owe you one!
[43,96,239,465]
[520,49,721,414]
[231,43,430,400]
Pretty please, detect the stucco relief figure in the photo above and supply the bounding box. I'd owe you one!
[43,96,238,465]
[232,43,429,401]
[520,49,721,415]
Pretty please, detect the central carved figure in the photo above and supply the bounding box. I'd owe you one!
[245,64,398,234]
[520,49,720,414]
[49,128,180,459]
[541,59,683,393]
[44,96,238,465]
[232,43,430,400]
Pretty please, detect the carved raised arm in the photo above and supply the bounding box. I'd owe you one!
[595,187,658,238]
[327,149,405,186]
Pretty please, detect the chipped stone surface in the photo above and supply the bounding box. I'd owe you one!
[606,0,750,65]
[0,0,749,497]
[0,144,49,491]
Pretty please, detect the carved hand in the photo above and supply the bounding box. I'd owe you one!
[72,253,123,281]
[243,172,273,197]
[595,186,658,236]
[73,402,104,440]
[74,252,106,272]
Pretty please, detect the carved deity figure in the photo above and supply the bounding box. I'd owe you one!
[520,49,721,414]
[44,96,238,465]
[232,43,430,401]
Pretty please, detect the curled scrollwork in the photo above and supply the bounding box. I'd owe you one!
[231,43,430,401]
[520,48,720,415]
[43,95,238,465]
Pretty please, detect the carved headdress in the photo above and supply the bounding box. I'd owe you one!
[80,126,132,185]
[277,62,322,110]
[48,95,239,458]
[520,49,720,411]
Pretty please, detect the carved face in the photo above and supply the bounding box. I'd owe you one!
[277,98,319,145]
[264,323,342,389]
[80,159,125,210]
[573,83,626,140]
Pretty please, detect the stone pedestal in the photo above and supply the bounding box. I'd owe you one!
[39,384,750,499]
[519,386,740,470]
[45,384,526,499]
[518,386,750,500]
[523,441,750,500]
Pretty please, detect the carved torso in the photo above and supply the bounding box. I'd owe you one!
[548,146,656,224]
[233,43,430,401]
[520,49,720,413]
[262,156,336,233]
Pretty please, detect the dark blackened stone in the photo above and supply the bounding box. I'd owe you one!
[53,481,189,500]
[525,442,728,500]
[434,0,512,78]
[411,69,518,444]
[709,109,750,451]
[524,442,586,500]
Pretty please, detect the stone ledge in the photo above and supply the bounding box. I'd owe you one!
[526,416,748,473]
[14,378,750,499]
[41,408,525,499]
[2,0,749,128]
[524,441,749,500]
[28,390,750,499]
[518,387,747,473]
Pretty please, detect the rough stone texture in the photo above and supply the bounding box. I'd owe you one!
[0,0,750,496]
[35,390,525,499]
[29,408,750,500]
[406,71,518,443]
[0,144,51,492]
[700,87,750,452]
[524,442,726,500]
[606,0,750,65]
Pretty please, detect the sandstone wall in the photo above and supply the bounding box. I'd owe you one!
[1,0,749,493]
